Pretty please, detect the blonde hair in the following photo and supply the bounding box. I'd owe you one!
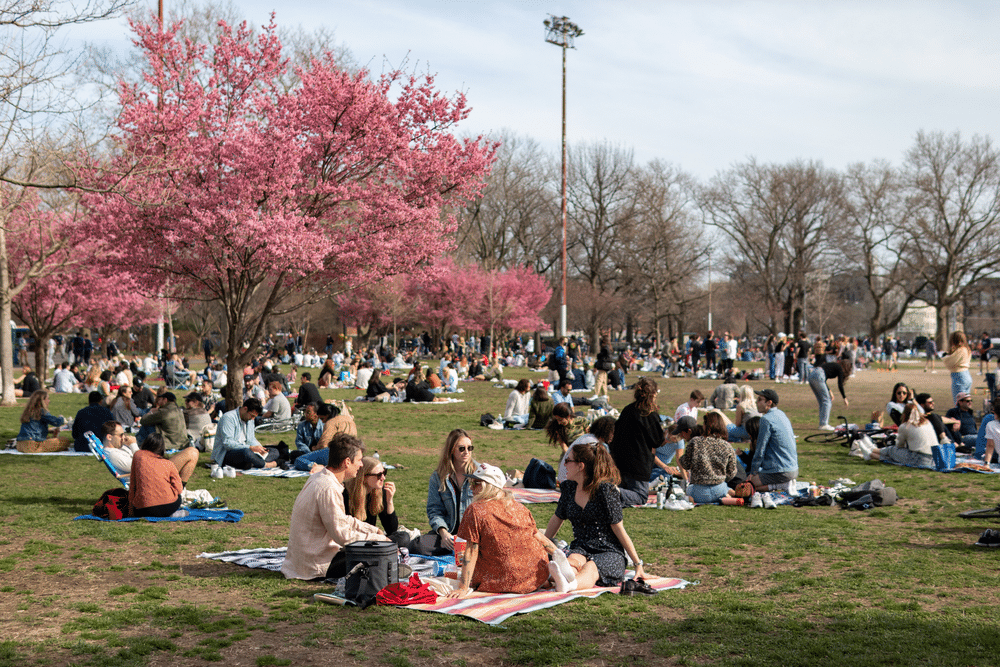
[737,385,756,412]
[345,456,384,521]
[436,429,475,492]
[471,481,513,505]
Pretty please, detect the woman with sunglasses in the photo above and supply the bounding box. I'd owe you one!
[344,456,398,536]
[447,463,573,599]
[418,429,477,555]
[886,383,913,426]
[545,442,647,589]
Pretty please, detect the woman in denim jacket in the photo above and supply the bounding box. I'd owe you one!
[417,428,477,555]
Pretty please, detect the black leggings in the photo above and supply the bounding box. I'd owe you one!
[134,495,182,518]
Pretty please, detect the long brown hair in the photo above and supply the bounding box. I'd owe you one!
[345,456,384,521]
[20,389,49,423]
[632,377,659,416]
[949,331,969,354]
[570,442,620,494]
[436,428,475,492]
[546,402,578,446]
[702,412,728,439]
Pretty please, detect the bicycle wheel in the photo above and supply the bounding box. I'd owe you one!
[959,506,1000,519]
[804,431,848,444]
[254,420,294,434]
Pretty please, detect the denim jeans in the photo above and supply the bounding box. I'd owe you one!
[294,448,329,471]
[688,482,730,504]
[617,476,649,507]
[727,424,750,442]
[951,371,972,405]
[797,359,810,383]
[808,366,832,427]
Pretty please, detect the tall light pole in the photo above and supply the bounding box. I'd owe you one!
[544,15,583,339]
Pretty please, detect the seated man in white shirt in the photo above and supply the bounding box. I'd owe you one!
[355,362,374,391]
[261,381,292,420]
[101,420,199,484]
[281,432,391,580]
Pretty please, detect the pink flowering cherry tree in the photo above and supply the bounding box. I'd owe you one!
[86,16,494,407]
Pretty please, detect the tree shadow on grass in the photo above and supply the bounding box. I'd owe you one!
[5,494,93,509]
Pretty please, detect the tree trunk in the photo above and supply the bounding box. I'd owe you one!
[0,223,15,406]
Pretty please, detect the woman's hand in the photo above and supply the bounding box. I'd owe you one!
[844,397,850,406]
[634,562,646,580]
[438,529,454,551]
[383,481,396,502]
[446,586,472,599]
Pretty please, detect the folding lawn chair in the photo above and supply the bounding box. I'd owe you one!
[85,430,129,490]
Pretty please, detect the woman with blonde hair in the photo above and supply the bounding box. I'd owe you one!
[867,403,936,468]
[344,456,398,536]
[447,463,571,598]
[15,390,70,452]
[943,331,972,404]
[727,385,759,442]
[545,443,647,589]
[418,429,477,555]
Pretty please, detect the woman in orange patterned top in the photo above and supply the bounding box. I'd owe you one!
[129,433,184,518]
[446,463,575,598]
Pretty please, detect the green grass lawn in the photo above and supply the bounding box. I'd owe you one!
[1,360,999,666]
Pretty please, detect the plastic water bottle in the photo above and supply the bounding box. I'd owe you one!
[373,451,379,461]
[657,490,666,509]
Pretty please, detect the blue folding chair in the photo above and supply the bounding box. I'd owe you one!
[85,430,129,490]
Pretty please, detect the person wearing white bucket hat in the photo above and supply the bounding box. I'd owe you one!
[446,463,574,599]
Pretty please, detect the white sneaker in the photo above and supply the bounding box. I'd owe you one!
[211,466,223,479]
[818,424,835,431]
[224,466,236,478]
[749,492,763,509]
[762,493,777,509]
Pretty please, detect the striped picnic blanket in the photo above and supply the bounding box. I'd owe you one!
[318,575,691,625]
[511,487,659,507]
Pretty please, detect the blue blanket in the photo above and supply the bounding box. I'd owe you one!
[74,509,244,522]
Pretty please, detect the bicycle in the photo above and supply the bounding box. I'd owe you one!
[803,416,896,449]
[960,505,1000,519]
[254,410,302,434]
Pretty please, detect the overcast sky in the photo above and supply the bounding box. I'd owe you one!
[89,0,999,180]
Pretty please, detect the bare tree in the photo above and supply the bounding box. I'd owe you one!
[0,0,136,404]
[455,131,559,273]
[842,160,923,339]
[622,159,708,347]
[900,130,1000,345]
[699,159,844,335]
[565,141,637,289]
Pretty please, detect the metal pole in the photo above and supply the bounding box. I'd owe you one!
[559,44,568,339]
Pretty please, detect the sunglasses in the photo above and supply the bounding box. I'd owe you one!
[366,471,387,479]
[457,445,474,453]
[564,458,578,464]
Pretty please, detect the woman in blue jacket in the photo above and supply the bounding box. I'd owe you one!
[16,390,69,452]
[415,428,477,555]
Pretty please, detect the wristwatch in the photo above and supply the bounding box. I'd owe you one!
[636,559,643,567]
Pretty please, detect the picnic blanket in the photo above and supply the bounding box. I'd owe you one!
[317,575,691,625]
[511,487,661,507]
[199,548,453,579]
[878,453,1000,474]
[239,468,311,478]
[74,509,244,522]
